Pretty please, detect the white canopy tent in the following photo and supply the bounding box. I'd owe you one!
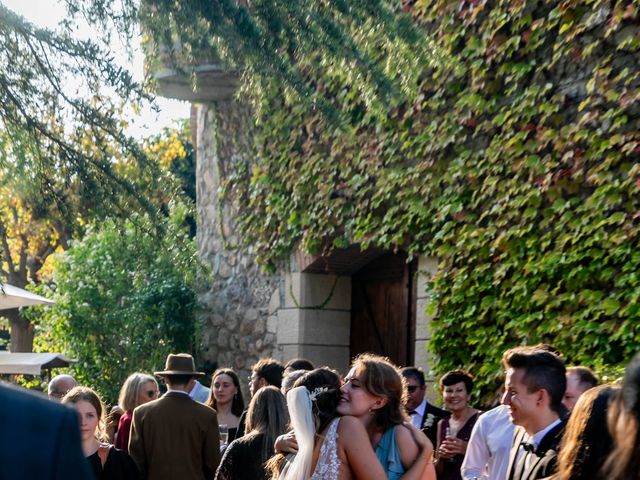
[0,283,55,310]
[0,352,76,376]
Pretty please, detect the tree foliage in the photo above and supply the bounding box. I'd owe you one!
[31,211,200,405]
[68,0,640,401]
[0,4,159,223]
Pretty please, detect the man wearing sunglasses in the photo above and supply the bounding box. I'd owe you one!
[401,366,450,446]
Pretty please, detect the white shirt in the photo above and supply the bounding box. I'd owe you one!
[510,417,562,474]
[461,405,515,480]
[528,418,562,450]
[410,399,427,428]
[188,380,211,404]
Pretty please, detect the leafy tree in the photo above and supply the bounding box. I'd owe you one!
[0,4,158,216]
[68,0,640,403]
[32,211,200,405]
[0,3,169,350]
[0,119,193,351]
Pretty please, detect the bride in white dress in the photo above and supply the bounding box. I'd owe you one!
[274,368,432,480]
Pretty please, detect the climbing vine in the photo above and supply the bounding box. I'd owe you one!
[79,0,640,400]
[224,0,640,400]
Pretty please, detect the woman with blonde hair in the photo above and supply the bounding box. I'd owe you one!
[215,386,288,480]
[114,373,159,451]
[554,385,616,480]
[207,368,244,442]
[63,386,138,479]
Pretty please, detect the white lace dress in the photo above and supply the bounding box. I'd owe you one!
[310,417,341,480]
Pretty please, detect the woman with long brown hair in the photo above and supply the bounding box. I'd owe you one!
[215,386,288,480]
[337,354,436,480]
[603,353,640,480]
[207,368,244,442]
[63,386,138,480]
[554,385,616,480]
[273,366,433,480]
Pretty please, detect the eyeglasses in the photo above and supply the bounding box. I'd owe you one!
[407,386,420,393]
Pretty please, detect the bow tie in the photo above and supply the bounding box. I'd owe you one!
[521,442,536,453]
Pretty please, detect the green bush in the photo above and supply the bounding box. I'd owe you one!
[33,213,202,405]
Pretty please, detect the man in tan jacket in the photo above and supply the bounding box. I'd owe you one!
[129,353,221,479]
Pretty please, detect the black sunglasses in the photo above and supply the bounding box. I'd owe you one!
[407,386,421,393]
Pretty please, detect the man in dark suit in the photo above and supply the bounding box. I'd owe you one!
[129,353,221,480]
[502,347,567,480]
[0,382,93,479]
[401,366,449,446]
[237,357,285,437]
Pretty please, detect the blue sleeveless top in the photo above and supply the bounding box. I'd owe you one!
[375,426,404,480]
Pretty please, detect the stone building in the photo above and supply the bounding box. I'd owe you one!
[155,65,439,390]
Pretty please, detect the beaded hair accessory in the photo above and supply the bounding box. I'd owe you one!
[308,386,329,402]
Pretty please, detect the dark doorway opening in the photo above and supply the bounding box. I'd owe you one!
[350,252,416,367]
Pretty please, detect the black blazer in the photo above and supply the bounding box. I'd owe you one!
[420,401,450,446]
[506,420,566,480]
[0,383,93,480]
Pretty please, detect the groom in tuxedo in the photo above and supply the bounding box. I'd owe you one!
[401,367,449,446]
[503,347,567,480]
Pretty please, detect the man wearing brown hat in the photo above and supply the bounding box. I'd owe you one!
[129,353,221,479]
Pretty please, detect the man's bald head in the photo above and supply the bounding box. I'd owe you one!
[562,366,598,411]
[48,375,76,402]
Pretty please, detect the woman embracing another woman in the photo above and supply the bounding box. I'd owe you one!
[273,357,435,480]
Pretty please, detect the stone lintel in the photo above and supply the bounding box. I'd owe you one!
[284,272,351,310]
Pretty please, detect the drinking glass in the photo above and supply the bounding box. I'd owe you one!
[219,424,229,446]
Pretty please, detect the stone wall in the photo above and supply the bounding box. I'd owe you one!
[195,100,280,386]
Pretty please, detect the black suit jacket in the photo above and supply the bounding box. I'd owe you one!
[420,401,449,446]
[0,383,93,480]
[506,420,566,480]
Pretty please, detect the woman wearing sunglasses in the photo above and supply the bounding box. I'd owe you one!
[114,373,159,451]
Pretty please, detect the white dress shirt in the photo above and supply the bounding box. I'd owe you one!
[188,380,211,404]
[461,405,515,480]
[410,398,427,428]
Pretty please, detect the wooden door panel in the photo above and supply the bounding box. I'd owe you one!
[350,252,413,366]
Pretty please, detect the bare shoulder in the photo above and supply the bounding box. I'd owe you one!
[337,416,367,439]
[395,423,418,445]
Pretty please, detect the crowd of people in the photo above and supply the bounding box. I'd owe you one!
[2,346,640,480]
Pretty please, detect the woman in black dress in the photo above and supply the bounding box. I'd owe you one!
[63,386,138,480]
[215,386,289,480]
[207,368,244,443]
[435,370,481,480]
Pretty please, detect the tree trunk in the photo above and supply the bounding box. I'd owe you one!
[4,309,34,352]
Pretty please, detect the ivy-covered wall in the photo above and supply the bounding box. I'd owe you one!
[215,0,640,401]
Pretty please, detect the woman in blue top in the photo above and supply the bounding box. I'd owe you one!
[338,353,436,480]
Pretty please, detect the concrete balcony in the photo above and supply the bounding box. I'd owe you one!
[154,63,240,102]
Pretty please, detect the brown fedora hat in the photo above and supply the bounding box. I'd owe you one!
[154,353,204,377]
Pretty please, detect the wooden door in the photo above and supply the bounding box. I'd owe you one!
[350,252,415,367]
